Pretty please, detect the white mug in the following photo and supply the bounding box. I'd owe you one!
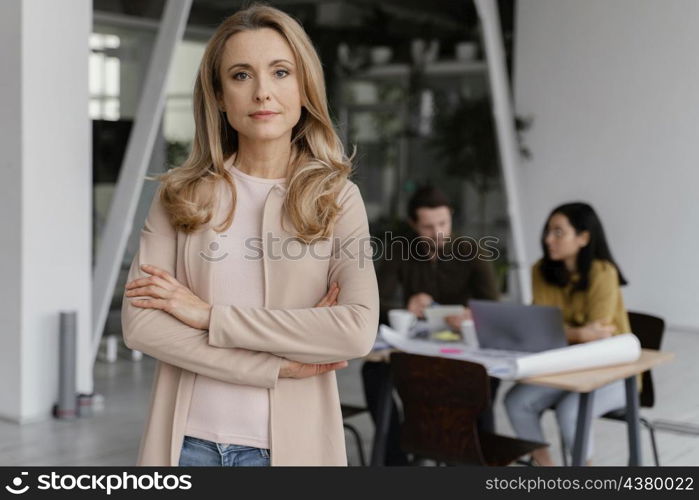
[388,309,417,335]
[460,319,480,348]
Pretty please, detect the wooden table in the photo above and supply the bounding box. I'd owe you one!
[521,349,674,466]
[369,348,673,466]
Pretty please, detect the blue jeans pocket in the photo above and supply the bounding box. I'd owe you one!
[184,436,218,451]
[179,436,220,466]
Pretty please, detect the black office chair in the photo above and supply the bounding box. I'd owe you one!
[341,404,368,466]
[390,353,547,466]
[559,311,664,466]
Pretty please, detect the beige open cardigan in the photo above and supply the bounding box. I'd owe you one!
[121,177,379,466]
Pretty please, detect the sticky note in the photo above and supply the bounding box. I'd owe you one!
[439,348,463,354]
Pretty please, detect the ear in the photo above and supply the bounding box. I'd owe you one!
[578,230,591,248]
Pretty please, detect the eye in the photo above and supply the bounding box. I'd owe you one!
[274,69,289,78]
[233,72,250,81]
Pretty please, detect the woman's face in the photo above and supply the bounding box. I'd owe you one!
[217,28,302,144]
[544,213,590,262]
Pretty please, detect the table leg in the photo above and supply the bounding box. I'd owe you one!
[571,391,594,466]
[369,372,394,467]
[625,375,642,466]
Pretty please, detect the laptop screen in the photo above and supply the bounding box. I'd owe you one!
[469,300,568,353]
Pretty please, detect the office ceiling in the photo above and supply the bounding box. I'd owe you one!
[94,0,482,38]
[93,0,515,69]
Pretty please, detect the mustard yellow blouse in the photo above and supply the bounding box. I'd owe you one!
[532,259,639,391]
[532,259,631,334]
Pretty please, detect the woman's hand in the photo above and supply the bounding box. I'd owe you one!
[279,360,349,378]
[279,282,348,379]
[565,319,615,343]
[314,281,340,307]
[125,264,212,330]
[582,320,615,341]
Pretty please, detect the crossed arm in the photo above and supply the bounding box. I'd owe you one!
[121,182,379,387]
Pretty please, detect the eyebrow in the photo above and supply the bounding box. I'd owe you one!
[226,59,295,72]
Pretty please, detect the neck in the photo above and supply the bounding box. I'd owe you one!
[563,256,577,273]
[234,136,291,179]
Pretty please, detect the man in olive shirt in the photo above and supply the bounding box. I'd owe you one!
[362,186,500,465]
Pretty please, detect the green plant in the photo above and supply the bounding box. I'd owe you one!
[428,95,532,235]
[428,96,500,235]
[166,139,191,169]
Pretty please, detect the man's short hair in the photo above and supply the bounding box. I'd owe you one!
[407,186,452,221]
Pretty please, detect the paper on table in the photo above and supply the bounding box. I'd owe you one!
[379,325,642,380]
[371,338,391,351]
[379,325,517,376]
[514,332,641,379]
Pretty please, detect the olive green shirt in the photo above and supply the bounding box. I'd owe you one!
[532,258,640,390]
[532,259,631,334]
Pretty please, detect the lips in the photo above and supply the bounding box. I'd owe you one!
[250,111,279,118]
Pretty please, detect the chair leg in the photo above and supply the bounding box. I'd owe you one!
[640,417,660,466]
[343,423,366,466]
[559,428,569,466]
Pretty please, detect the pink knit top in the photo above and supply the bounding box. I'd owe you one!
[183,161,285,449]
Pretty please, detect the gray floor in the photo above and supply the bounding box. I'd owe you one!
[1,324,698,466]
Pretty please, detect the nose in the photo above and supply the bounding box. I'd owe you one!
[254,78,271,103]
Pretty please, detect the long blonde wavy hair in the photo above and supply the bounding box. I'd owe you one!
[152,3,352,242]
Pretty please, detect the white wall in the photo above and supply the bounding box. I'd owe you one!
[0,0,24,422]
[514,0,699,330]
[0,0,92,423]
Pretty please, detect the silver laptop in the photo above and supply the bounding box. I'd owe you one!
[469,300,568,356]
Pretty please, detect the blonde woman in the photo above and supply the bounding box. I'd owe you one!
[121,4,379,467]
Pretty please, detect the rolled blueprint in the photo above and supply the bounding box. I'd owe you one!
[513,332,641,379]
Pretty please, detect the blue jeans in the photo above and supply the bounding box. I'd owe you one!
[504,380,626,461]
[178,435,270,467]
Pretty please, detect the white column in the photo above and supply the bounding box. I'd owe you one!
[475,0,532,304]
[91,0,192,361]
[0,0,92,423]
